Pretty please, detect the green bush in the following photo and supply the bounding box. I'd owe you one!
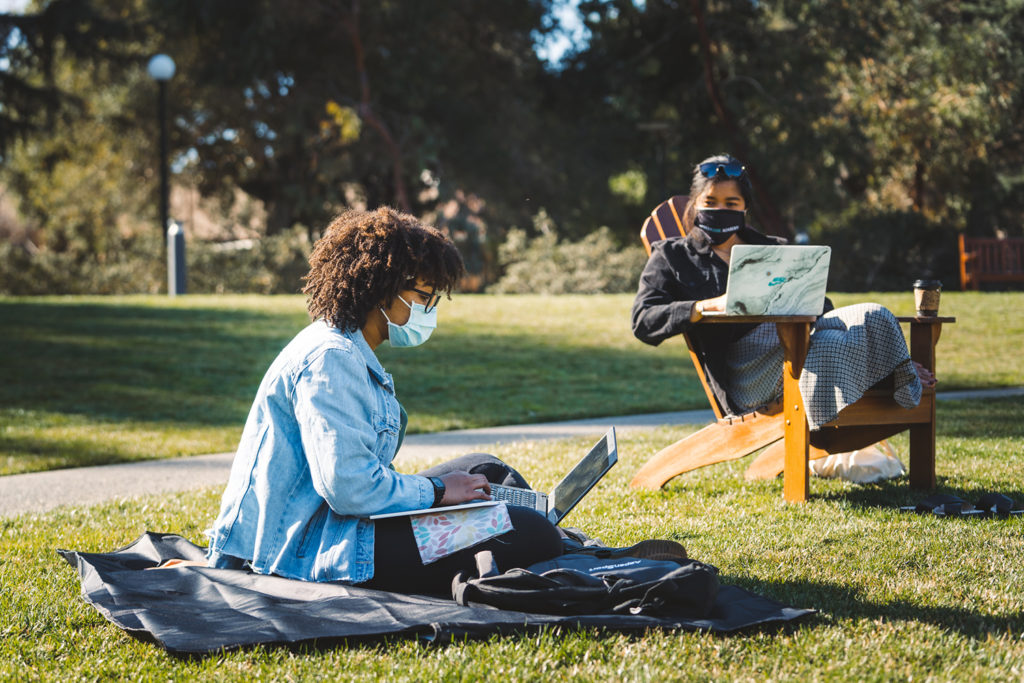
[0,227,312,295]
[808,206,960,292]
[489,226,647,294]
[186,226,312,295]
[0,236,163,295]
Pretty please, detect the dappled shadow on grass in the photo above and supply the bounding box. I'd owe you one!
[1,299,707,431]
[0,432,127,471]
[719,573,1024,639]
[379,330,704,429]
[934,396,1024,439]
[814,478,1024,512]
[0,300,305,426]
[0,429,221,475]
[811,396,1024,511]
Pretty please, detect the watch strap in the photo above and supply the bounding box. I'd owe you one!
[428,476,446,507]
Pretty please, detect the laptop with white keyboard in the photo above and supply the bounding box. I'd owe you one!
[488,427,617,524]
[370,427,618,525]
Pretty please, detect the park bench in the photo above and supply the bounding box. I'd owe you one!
[958,234,1024,290]
[632,196,954,502]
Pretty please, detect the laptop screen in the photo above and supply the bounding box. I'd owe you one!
[548,428,618,524]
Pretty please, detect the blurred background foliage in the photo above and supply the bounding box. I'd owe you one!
[1,0,1022,294]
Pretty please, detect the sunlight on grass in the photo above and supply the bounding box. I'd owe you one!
[0,409,238,475]
[1,292,1022,474]
[1,399,1021,679]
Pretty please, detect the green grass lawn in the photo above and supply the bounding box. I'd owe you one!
[1,291,1022,475]
[1,396,1021,679]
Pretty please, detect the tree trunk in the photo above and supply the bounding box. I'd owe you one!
[345,0,411,212]
[690,0,791,239]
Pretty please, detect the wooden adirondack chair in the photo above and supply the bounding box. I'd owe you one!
[631,196,955,502]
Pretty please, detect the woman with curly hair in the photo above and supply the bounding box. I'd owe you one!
[206,207,562,594]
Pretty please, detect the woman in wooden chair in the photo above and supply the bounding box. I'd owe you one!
[631,153,936,430]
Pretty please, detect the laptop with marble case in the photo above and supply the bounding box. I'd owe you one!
[701,245,831,317]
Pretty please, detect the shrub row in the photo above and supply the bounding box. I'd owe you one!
[0,209,964,296]
[489,208,963,295]
[0,227,311,296]
[489,226,647,294]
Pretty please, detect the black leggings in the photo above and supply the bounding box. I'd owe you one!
[360,453,563,595]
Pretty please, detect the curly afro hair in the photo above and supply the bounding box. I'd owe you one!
[303,207,465,331]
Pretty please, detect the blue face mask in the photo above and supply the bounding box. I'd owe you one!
[382,296,437,348]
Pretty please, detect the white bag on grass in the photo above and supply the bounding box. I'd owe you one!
[810,440,905,484]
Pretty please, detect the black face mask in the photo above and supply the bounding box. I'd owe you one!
[695,209,745,245]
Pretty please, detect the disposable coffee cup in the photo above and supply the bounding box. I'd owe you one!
[913,279,942,317]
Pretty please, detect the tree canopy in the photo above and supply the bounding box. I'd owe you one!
[1,0,1021,290]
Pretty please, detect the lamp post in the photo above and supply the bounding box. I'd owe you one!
[147,54,178,293]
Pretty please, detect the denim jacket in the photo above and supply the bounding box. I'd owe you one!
[206,321,434,583]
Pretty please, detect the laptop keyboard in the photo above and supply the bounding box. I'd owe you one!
[490,484,538,508]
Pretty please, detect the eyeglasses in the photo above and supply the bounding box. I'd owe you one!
[410,286,442,313]
[699,162,746,179]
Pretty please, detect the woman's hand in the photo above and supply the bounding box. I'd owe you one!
[439,471,492,505]
[913,361,937,389]
[692,294,727,321]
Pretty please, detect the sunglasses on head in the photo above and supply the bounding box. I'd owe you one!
[699,162,746,179]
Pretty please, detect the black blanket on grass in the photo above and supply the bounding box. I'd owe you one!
[58,532,814,655]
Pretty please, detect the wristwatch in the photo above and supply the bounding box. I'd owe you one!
[428,476,446,507]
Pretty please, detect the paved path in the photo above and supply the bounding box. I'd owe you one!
[2,387,1021,518]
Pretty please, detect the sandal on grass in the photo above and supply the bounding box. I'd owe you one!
[900,494,983,517]
[974,493,1024,518]
[900,493,1023,518]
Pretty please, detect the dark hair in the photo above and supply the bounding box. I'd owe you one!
[682,153,755,233]
[303,207,465,331]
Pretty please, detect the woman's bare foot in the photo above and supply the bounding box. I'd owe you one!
[914,361,937,388]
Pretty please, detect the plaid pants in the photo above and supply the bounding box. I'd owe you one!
[724,303,922,429]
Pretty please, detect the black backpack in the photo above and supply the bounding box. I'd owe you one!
[452,551,719,617]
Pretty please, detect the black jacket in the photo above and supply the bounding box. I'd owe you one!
[631,227,831,416]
